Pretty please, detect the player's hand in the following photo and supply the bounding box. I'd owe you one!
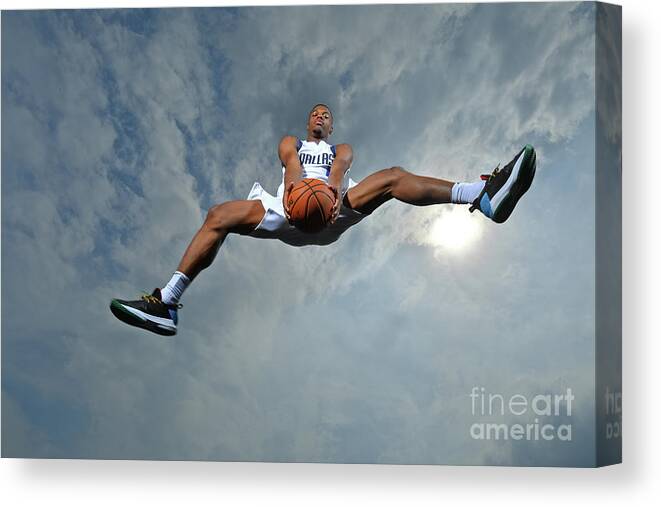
[328,184,342,224]
[283,181,295,222]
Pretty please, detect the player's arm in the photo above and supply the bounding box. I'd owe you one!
[327,143,353,223]
[279,135,303,221]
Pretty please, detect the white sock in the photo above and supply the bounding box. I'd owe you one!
[161,271,191,305]
[451,181,485,204]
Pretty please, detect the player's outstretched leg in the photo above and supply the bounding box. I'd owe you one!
[344,166,456,215]
[109,199,266,336]
[345,145,536,223]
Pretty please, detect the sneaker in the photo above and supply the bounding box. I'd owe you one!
[109,288,181,336]
[470,144,537,223]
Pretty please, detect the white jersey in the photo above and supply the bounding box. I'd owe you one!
[281,139,341,184]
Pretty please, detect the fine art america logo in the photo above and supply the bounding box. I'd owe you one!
[469,387,574,441]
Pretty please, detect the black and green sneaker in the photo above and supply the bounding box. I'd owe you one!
[110,288,180,336]
[470,145,537,223]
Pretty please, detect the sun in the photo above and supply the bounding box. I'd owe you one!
[428,207,483,252]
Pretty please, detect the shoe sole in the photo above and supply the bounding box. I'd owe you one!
[492,145,537,224]
[109,299,177,337]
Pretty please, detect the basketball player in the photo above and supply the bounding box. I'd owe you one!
[110,104,536,336]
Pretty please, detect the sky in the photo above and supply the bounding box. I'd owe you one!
[2,2,605,465]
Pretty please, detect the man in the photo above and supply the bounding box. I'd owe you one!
[110,104,536,336]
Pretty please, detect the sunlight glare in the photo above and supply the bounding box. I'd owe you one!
[428,207,483,252]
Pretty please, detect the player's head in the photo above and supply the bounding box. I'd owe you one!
[307,103,333,140]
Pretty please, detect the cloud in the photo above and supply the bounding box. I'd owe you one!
[2,3,600,465]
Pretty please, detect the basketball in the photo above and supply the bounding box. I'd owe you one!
[288,178,336,233]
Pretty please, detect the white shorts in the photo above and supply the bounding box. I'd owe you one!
[247,177,367,247]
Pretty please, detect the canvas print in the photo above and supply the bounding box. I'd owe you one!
[1,1,621,466]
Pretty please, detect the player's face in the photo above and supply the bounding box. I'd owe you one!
[307,107,333,139]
